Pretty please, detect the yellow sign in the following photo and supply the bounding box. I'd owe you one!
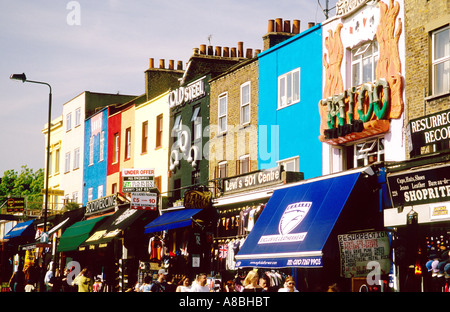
[41,188,65,196]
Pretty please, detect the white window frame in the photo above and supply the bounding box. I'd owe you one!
[353,137,384,168]
[191,106,202,141]
[218,93,228,134]
[89,136,94,166]
[278,68,300,109]
[240,82,251,125]
[99,131,105,162]
[239,154,250,174]
[218,161,227,179]
[66,112,72,132]
[75,108,81,127]
[64,152,71,173]
[98,185,104,199]
[125,127,131,160]
[432,26,450,95]
[277,156,299,172]
[88,187,93,202]
[351,41,379,87]
[73,147,80,170]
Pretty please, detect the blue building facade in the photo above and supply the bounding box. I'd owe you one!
[83,107,108,206]
[258,24,323,179]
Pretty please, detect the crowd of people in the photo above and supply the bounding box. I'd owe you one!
[132,269,300,293]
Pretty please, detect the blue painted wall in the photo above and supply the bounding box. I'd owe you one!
[258,24,323,179]
[83,107,108,206]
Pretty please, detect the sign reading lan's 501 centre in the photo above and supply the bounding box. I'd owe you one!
[122,168,155,193]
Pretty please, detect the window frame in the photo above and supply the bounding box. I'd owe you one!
[431,26,450,95]
[351,40,379,87]
[277,156,299,172]
[218,93,228,134]
[142,121,148,154]
[125,127,131,160]
[240,82,251,125]
[278,68,300,109]
[156,114,163,149]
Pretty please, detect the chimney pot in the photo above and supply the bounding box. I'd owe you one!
[159,59,165,69]
[231,47,237,57]
[169,60,174,70]
[193,48,199,55]
[223,47,230,57]
[215,46,222,57]
[293,20,300,34]
[275,18,283,32]
[254,49,261,57]
[149,58,154,69]
[200,44,207,55]
[207,45,213,56]
[177,61,183,70]
[308,22,315,28]
[284,20,291,33]
[268,19,275,32]
[246,48,253,58]
[238,41,244,57]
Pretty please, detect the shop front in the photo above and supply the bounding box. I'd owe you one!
[234,166,389,292]
[385,155,450,292]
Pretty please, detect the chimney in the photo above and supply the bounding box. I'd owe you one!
[207,45,214,56]
[177,61,183,70]
[238,42,244,58]
[145,58,184,101]
[246,48,253,58]
[308,22,315,28]
[215,46,222,57]
[159,59,165,69]
[263,18,298,50]
[223,47,230,57]
[149,58,155,69]
[168,60,174,70]
[200,44,207,55]
[231,47,237,57]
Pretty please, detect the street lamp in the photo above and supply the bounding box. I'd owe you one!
[10,73,52,235]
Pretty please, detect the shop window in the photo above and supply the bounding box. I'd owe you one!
[432,26,450,95]
[278,68,300,109]
[351,41,378,87]
[241,82,251,125]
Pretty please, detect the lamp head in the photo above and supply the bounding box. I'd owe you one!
[10,73,27,82]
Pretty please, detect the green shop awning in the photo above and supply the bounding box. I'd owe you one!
[57,216,107,252]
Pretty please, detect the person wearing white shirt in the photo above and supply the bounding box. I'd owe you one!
[190,273,210,292]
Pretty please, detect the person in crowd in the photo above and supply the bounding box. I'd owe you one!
[9,262,25,292]
[48,268,63,292]
[150,269,168,292]
[224,280,236,292]
[259,277,270,292]
[278,276,299,292]
[242,270,264,292]
[25,279,35,292]
[139,275,152,292]
[75,268,93,292]
[44,263,53,292]
[190,273,210,292]
[165,273,177,292]
[176,276,192,292]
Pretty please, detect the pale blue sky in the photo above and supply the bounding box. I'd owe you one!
[0,0,336,174]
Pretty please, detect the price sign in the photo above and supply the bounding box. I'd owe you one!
[131,192,158,211]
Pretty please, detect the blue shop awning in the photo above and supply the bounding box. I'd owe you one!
[235,170,364,269]
[3,220,35,240]
[144,209,202,233]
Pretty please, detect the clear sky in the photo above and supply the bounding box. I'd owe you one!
[0,0,336,174]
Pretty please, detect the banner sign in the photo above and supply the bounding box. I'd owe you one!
[184,190,212,209]
[86,194,117,216]
[408,108,450,152]
[387,164,450,207]
[223,167,282,193]
[122,168,155,193]
[338,231,390,278]
[236,256,322,269]
[131,192,158,211]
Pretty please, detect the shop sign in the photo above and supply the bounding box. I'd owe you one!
[407,108,450,153]
[122,168,155,193]
[387,165,450,207]
[86,194,117,216]
[131,192,158,211]
[338,231,390,278]
[168,78,205,108]
[336,0,369,17]
[6,197,24,213]
[430,202,450,221]
[223,167,282,193]
[184,190,212,209]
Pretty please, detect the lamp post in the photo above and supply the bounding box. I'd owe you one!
[10,73,52,235]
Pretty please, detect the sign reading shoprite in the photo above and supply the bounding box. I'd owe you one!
[223,167,282,193]
[387,164,450,207]
[122,168,155,193]
[407,108,450,153]
[86,194,117,216]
